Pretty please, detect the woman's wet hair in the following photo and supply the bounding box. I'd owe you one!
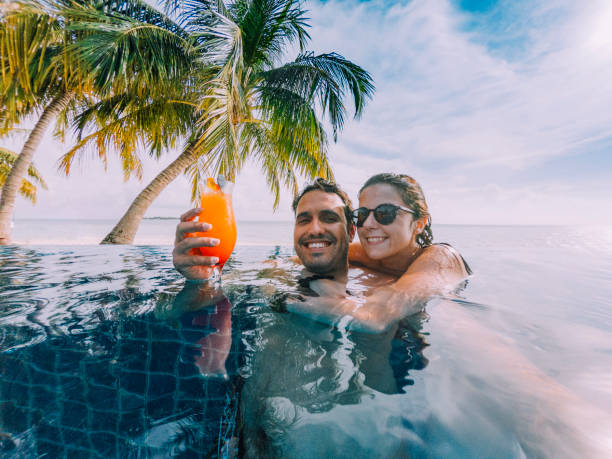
[359,173,433,247]
[292,178,355,234]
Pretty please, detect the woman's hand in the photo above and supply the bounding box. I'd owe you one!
[173,208,221,281]
[309,278,347,298]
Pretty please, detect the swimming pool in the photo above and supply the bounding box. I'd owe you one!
[1,225,612,457]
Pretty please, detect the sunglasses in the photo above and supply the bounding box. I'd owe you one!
[352,204,414,228]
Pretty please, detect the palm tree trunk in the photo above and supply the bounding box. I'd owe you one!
[0,92,73,245]
[101,144,198,244]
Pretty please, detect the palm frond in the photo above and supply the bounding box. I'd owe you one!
[166,0,230,29]
[18,179,38,203]
[0,0,66,121]
[246,122,298,207]
[257,84,327,154]
[58,93,196,178]
[239,0,310,69]
[62,1,196,98]
[0,146,47,203]
[192,7,243,72]
[258,52,375,139]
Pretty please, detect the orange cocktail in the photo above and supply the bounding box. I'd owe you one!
[194,177,237,268]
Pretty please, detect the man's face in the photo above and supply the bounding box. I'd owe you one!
[293,190,353,276]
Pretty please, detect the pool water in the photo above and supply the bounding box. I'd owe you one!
[1,225,612,457]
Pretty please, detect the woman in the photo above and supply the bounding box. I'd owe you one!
[350,173,470,278]
[293,173,471,332]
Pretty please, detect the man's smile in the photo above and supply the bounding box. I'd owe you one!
[299,236,336,254]
[305,241,332,249]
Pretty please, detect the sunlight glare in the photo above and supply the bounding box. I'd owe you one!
[586,2,612,48]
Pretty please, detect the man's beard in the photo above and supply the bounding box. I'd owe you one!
[296,233,349,276]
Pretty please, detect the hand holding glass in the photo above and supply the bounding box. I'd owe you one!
[191,177,237,275]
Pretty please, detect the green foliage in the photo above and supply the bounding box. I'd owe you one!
[59,91,198,179]
[0,146,47,203]
[0,0,195,139]
[0,0,68,133]
[62,0,196,98]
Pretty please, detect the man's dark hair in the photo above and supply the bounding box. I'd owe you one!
[292,178,354,234]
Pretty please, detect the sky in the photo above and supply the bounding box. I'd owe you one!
[4,0,612,225]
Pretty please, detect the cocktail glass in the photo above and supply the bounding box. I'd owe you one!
[193,177,237,278]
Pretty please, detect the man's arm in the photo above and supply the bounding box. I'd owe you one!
[288,245,468,333]
[156,282,233,378]
[156,281,226,320]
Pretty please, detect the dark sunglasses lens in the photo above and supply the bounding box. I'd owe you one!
[374,205,398,225]
[353,208,369,227]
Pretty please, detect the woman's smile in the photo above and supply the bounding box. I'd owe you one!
[363,235,388,245]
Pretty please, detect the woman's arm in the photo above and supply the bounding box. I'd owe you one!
[289,245,469,333]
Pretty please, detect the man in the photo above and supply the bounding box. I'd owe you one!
[174,177,355,283]
[174,178,361,307]
[290,178,355,280]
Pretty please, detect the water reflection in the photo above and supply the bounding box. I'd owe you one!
[239,310,430,457]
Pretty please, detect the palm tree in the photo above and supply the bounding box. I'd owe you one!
[0,0,194,244]
[61,0,375,244]
[0,0,79,244]
[0,145,47,203]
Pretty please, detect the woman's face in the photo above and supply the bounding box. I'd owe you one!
[357,183,419,260]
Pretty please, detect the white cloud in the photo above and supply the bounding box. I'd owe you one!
[307,0,612,165]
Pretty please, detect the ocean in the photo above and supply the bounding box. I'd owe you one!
[11,218,296,246]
